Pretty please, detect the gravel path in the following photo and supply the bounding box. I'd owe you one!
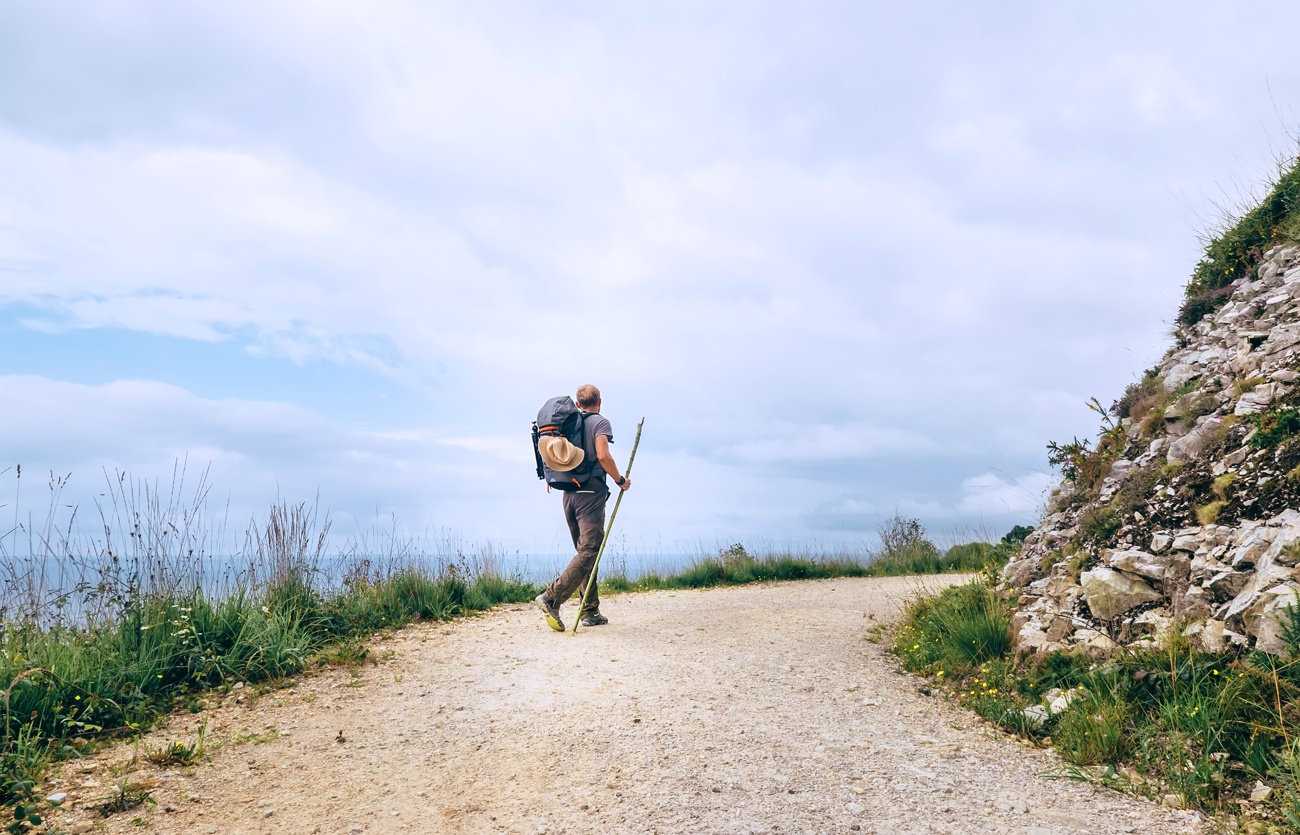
[53,576,1208,835]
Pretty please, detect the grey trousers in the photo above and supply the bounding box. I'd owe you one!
[544,489,608,616]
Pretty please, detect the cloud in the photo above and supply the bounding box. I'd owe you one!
[957,472,1054,517]
[2,2,1300,552]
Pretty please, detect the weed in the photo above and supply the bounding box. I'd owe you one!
[1182,154,1300,316]
[1112,375,1164,423]
[144,725,205,766]
[227,729,279,746]
[1053,681,1131,765]
[1249,406,1300,448]
[1197,501,1227,526]
[94,779,156,818]
[1047,437,1091,483]
[893,578,1300,817]
[892,581,1012,674]
[1079,502,1122,543]
[1234,376,1268,397]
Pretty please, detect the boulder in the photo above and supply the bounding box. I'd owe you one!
[1184,619,1230,653]
[1168,418,1223,464]
[1269,509,1300,566]
[1001,556,1042,588]
[1107,549,1171,582]
[1015,623,1049,652]
[1223,548,1295,626]
[1204,569,1249,602]
[1163,363,1200,392]
[1264,322,1300,357]
[1080,567,1162,621]
[1131,610,1173,646]
[1045,616,1076,644]
[1230,527,1278,569]
[1150,533,1172,553]
[1255,587,1300,655]
[1180,585,1213,620]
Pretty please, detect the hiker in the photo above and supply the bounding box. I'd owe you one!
[534,384,631,632]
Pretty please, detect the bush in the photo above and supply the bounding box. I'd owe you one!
[1053,680,1132,765]
[892,581,1300,816]
[893,581,1012,673]
[867,515,943,575]
[1249,406,1300,449]
[1183,154,1300,311]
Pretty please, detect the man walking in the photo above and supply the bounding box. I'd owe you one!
[535,384,631,632]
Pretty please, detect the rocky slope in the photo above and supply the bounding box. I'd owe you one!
[1003,243,1300,655]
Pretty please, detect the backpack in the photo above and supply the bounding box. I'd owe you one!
[532,396,600,491]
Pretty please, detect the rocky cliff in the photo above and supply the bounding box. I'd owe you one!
[1003,239,1300,656]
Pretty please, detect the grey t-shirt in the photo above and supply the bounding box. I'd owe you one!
[580,413,614,492]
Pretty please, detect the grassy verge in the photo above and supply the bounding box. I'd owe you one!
[0,569,539,830]
[0,487,539,833]
[893,579,1300,831]
[600,518,1026,593]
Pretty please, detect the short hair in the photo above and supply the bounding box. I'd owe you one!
[575,384,601,409]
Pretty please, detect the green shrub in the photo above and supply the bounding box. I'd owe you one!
[892,582,1300,816]
[1249,406,1300,448]
[1078,502,1122,542]
[1053,680,1132,765]
[893,581,1012,673]
[1182,154,1300,316]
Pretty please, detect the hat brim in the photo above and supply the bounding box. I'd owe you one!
[538,436,585,472]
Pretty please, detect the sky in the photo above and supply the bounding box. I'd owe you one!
[3,1,1300,558]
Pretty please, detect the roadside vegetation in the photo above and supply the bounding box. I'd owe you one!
[0,462,1019,830]
[0,466,538,832]
[600,515,1025,593]
[893,575,1300,831]
[1179,152,1300,329]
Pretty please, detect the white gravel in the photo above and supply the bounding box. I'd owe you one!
[53,576,1208,834]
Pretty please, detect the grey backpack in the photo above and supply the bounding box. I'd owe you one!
[532,396,598,491]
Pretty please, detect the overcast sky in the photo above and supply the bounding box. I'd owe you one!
[3,1,1300,557]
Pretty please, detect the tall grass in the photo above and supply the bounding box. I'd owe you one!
[0,464,537,830]
[894,578,1300,825]
[600,516,1019,593]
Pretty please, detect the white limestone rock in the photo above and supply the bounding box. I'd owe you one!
[1080,567,1162,621]
[1107,549,1171,582]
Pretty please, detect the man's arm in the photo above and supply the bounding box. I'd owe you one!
[595,435,630,491]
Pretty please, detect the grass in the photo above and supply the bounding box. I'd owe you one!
[600,550,875,592]
[1180,152,1300,326]
[0,467,541,831]
[599,517,1021,593]
[0,467,1024,830]
[894,579,1300,826]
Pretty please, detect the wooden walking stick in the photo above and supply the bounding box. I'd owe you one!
[572,418,644,635]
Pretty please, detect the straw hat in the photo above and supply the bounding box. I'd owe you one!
[538,435,585,472]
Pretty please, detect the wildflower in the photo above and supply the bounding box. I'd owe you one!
[1212,669,1219,676]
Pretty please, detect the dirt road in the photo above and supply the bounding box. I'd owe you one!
[53,576,1206,835]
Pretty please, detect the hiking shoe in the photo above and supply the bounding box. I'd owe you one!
[579,613,609,627]
[535,594,564,632]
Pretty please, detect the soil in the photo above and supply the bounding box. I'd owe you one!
[50,576,1207,835]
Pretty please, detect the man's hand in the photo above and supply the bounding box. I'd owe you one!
[618,477,631,492]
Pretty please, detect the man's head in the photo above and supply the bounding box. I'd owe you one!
[576,384,601,412]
